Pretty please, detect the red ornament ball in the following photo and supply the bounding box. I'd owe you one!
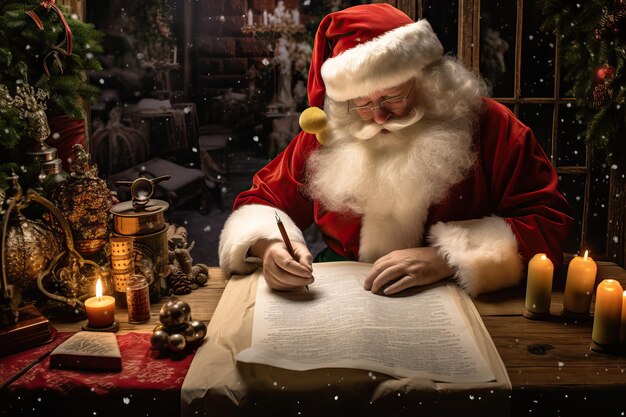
[596,65,615,81]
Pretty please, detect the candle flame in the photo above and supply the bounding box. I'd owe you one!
[540,254,547,261]
[583,250,589,261]
[96,278,103,301]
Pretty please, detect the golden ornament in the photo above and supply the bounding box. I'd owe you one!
[2,175,61,294]
[49,144,114,255]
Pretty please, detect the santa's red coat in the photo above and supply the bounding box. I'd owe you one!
[219,99,573,296]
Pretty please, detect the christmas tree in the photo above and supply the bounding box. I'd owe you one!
[0,1,103,180]
[542,0,626,150]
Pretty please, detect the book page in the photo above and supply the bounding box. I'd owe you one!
[51,331,120,358]
[236,262,495,383]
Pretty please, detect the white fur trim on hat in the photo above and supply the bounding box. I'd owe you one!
[218,204,306,275]
[427,216,523,297]
[321,20,443,102]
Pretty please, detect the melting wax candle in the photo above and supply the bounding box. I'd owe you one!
[525,253,554,315]
[85,278,116,328]
[592,279,623,347]
[563,250,597,315]
[619,291,626,347]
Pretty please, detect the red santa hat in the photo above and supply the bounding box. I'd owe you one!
[307,4,444,107]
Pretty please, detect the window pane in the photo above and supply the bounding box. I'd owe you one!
[588,156,610,257]
[556,104,586,167]
[479,0,516,98]
[518,104,552,158]
[422,0,458,55]
[558,173,585,254]
[521,2,555,97]
[559,51,575,99]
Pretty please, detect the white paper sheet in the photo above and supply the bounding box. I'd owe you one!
[236,262,495,383]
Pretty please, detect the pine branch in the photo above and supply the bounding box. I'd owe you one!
[542,0,626,149]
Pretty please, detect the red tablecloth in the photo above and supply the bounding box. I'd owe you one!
[0,331,197,417]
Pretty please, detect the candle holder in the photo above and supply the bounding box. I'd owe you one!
[561,309,591,321]
[82,320,119,333]
[590,340,626,356]
[523,309,552,320]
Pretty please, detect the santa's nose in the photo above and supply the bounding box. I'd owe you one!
[372,107,391,124]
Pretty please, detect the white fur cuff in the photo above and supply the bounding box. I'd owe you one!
[218,204,306,275]
[428,216,523,297]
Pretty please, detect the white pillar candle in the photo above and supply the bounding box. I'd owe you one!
[592,279,623,346]
[563,250,597,314]
[619,291,626,347]
[85,278,116,328]
[525,253,554,315]
[247,9,253,26]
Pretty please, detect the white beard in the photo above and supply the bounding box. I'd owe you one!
[303,101,478,262]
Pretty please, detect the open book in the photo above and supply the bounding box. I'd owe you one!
[50,331,122,372]
[182,262,511,417]
[236,262,498,382]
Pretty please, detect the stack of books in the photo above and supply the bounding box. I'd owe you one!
[0,305,53,357]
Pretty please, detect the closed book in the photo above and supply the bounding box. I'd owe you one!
[50,331,122,372]
[0,305,53,357]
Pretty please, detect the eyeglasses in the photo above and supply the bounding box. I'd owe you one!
[348,82,414,120]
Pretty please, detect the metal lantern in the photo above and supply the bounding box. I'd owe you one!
[1,174,61,294]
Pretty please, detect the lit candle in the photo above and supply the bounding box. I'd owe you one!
[524,253,554,315]
[85,278,116,328]
[621,291,626,346]
[592,279,623,346]
[563,250,597,315]
[263,10,268,26]
[247,9,253,26]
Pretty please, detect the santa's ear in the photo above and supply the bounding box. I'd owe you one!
[299,107,329,145]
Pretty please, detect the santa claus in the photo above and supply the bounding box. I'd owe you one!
[218,3,573,297]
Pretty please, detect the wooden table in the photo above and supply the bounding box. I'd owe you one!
[21,263,626,416]
[473,261,626,416]
[52,268,229,336]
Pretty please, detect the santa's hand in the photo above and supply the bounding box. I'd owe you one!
[262,241,314,290]
[363,247,454,295]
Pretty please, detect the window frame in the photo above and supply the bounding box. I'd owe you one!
[406,0,590,256]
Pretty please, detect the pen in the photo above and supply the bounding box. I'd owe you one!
[275,211,310,292]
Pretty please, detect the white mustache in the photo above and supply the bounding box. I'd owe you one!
[349,107,425,140]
